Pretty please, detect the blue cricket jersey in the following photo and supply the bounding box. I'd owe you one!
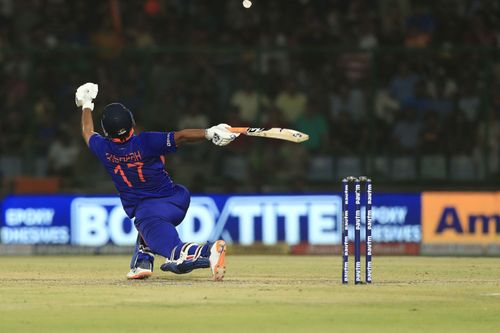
[88,131,177,218]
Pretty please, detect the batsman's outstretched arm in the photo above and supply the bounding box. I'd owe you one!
[174,129,206,145]
[175,124,239,147]
[81,108,96,146]
[75,82,99,146]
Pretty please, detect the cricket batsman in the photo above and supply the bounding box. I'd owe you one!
[75,82,239,281]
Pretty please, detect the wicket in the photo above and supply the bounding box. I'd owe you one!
[342,176,372,284]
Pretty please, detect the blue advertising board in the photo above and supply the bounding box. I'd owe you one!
[0,193,421,246]
[370,193,421,243]
[1,196,73,244]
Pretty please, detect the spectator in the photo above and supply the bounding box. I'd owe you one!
[260,58,285,99]
[230,77,270,123]
[330,111,358,154]
[358,21,378,50]
[337,51,371,83]
[275,80,308,123]
[404,6,434,48]
[91,20,123,59]
[374,82,400,124]
[34,111,59,155]
[419,111,442,154]
[430,80,454,120]
[262,104,290,130]
[330,84,366,122]
[177,100,209,129]
[175,100,211,163]
[47,130,80,182]
[445,110,476,155]
[457,83,480,122]
[127,20,156,48]
[403,80,433,119]
[392,108,421,154]
[1,111,27,154]
[426,68,457,100]
[389,63,419,105]
[295,101,329,153]
[330,85,353,119]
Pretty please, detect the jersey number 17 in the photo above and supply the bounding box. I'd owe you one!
[114,162,145,187]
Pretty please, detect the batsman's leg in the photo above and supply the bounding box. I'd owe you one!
[127,234,155,279]
[160,240,226,281]
[135,215,221,278]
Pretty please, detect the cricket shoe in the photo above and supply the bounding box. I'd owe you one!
[160,257,210,274]
[209,240,226,281]
[127,259,153,280]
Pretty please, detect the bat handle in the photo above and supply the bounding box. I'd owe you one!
[228,127,248,134]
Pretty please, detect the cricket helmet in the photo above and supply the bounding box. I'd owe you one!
[101,103,135,141]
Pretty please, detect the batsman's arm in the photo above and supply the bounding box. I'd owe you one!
[174,129,206,146]
[81,108,96,147]
[175,124,240,147]
[75,82,99,146]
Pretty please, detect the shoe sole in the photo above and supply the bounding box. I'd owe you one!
[213,241,226,281]
[127,271,152,280]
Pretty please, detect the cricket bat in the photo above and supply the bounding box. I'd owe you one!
[229,127,309,143]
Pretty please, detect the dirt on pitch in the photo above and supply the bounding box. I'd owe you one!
[0,255,499,333]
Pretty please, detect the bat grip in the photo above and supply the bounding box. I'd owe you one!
[228,127,248,134]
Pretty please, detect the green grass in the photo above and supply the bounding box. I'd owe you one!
[1,255,500,332]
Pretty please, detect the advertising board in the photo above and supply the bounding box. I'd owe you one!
[422,192,500,244]
[1,193,421,247]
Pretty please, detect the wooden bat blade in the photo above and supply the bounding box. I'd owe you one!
[229,127,309,143]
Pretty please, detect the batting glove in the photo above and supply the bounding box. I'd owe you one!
[75,82,99,111]
[205,123,239,146]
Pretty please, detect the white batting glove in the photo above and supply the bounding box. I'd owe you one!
[205,123,240,146]
[75,82,98,111]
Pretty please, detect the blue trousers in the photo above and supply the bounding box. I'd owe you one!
[131,185,190,266]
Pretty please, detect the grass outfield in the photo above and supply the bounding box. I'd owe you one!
[1,255,500,333]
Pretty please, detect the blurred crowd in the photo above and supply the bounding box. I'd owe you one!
[0,0,500,193]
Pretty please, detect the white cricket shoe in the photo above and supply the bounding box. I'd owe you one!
[209,240,226,281]
[126,266,153,280]
[127,260,153,279]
